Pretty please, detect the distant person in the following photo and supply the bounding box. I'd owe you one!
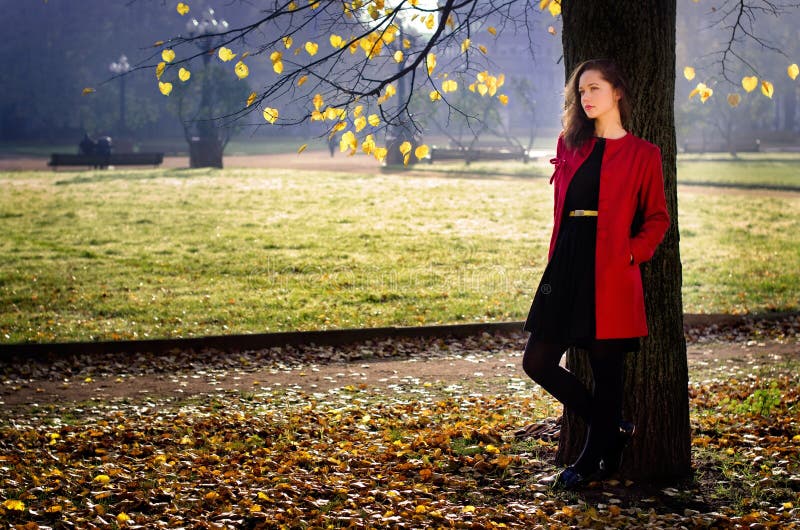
[79,133,95,155]
[328,135,336,157]
[521,58,670,490]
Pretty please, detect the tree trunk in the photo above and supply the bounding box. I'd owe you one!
[556,0,691,481]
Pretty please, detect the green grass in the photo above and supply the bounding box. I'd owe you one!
[677,154,800,188]
[1,163,799,343]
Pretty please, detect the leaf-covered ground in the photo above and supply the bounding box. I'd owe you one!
[1,318,798,529]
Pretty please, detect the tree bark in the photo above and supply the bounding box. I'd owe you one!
[555,0,691,481]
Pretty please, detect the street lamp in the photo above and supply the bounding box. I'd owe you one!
[184,6,229,168]
[108,54,131,134]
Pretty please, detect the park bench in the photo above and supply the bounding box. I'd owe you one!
[428,146,528,165]
[48,152,164,170]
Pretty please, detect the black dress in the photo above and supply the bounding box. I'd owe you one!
[524,137,640,353]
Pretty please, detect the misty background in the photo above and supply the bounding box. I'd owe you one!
[1,0,798,154]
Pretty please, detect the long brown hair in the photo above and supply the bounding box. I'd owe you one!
[562,58,632,150]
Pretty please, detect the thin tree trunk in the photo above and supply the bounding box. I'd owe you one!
[556,0,691,481]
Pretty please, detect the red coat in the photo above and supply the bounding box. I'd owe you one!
[547,132,670,339]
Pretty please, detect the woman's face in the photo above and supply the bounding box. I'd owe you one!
[578,69,621,122]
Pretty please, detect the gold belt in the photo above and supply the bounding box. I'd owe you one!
[568,209,598,217]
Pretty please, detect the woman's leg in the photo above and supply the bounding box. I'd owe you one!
[571,345,626,475]
[521,336,593,422]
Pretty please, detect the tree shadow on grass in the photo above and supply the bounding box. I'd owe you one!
[54,167,218,186]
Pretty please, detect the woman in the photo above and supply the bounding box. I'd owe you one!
[522,59,670,490]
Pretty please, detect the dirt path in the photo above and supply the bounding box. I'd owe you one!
[2,335,797,408]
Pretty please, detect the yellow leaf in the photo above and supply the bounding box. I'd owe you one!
[403,152,411,166]
[305,41,319,56]
[498,94,508,105]
[477,71,488,83]
[176,2,190,15]
[462,505,476,513]
[270,51,282,63]
[548,0,561,16]
[235,61,249,79]
[741,76,758,92]
[727,93,741,107]
[246,92,257,107]
[297,143,308,154]
[331,121,347,133]
[426,52,437,75]
[761,80,774,98]
[309,0,321,9]
[789,63,799,80]
[324,107,346,120]
[313,93,324,111]
[683,66,695,81]
[461,38,471,53]
[297,75,307,86]
[117,513,131,523]
[368,114,380,126]
[178,67,191,82]
[429,90,441,102]
[94,474,111,484]
[158,81,173,96]
[478,45,487,54]
[689,82,712,102]
[399,141,412,155]
[468,82,476,92]
[381,24,399,44]
[373,146,388,163]
[487,26,497,36]
[414,144,429,160]
[353,104,364,118]
[273,60,284,74]
[403,38,411,49]
[82,87,96,95]
[385,84,396,98]
[425,13,435,30]
[288,1,297,10]
[310,110,324,121]
[446,13,454,28]
[485,444,500,454]
[263,107,279,124]
[282,36,293,49]
[3,499,25,511]
[340,130,357,152]
[477,83,488,96]
[161,49,176,64]
[497,73,505,87]
[393,50,404,63]
[330,34,343,48]
[442,79,458,93]
[218,47,236,62]
[362,133,376,154]
[354,115,367,132]
[156,61,166,80]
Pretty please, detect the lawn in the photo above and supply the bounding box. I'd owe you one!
[1,162,799,343]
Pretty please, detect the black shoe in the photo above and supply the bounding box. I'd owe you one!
[599,420,635,478]
[552,466,588,491]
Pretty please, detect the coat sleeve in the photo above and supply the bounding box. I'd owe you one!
[629,145,670,265]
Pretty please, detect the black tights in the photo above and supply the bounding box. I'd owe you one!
[522,337,625,475]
